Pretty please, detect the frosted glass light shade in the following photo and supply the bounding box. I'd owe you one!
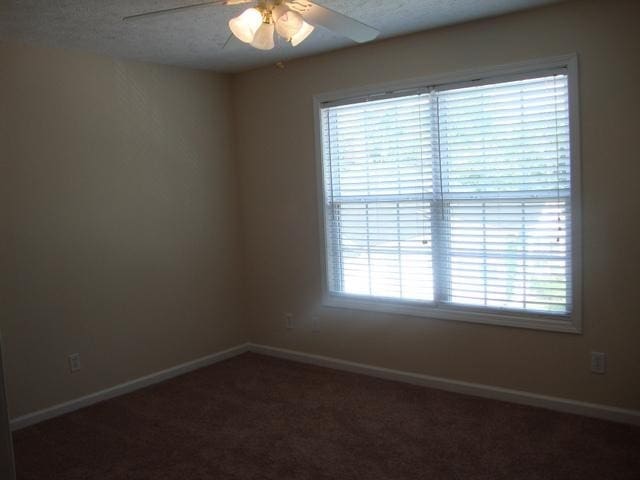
[275,9,303,40]
[229,8,263,43]
[250,22,275,50]
[291,21,314,46]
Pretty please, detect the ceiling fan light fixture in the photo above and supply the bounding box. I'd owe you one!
[271,4,288,23]
[290,21,314,47]
[274,9,304,40]
[228,7,263,43]
[250,22,275,50]
[124,1,381,55]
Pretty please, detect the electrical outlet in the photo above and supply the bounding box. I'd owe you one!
[284,312,293,329]
[311,315,320,333]
[68,353,81,373]
[590,351,606,374]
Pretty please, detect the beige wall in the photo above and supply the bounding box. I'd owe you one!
[0,42,245,418]
[233,0,640,410]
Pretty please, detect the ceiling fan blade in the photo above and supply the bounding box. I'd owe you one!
[288,0,379,43]
[122,0,251,22]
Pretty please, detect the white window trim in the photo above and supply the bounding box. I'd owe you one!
[313,54,582,334]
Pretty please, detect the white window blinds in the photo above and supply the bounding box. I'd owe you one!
[321,72,573,317]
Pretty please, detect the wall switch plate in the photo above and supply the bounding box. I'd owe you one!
[311,315,320,333]
[68,353,81,373]
[590,351,606,374]
[284,313,293,329]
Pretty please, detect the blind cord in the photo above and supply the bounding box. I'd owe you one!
[553,75,562,243]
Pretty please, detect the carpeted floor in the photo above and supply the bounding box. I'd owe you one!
[12,353,640,479]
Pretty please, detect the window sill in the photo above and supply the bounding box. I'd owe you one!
[322,293,581,334]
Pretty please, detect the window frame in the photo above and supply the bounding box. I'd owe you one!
[313,54,582,333]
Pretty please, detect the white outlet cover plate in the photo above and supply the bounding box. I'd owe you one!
[590,352,606,374]
[68,354,81,372]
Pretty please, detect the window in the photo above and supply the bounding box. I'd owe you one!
[316,57,581,332]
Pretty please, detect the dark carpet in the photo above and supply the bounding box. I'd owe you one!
[12,353,640,479]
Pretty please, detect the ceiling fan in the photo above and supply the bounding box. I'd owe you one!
[123,0,380,51]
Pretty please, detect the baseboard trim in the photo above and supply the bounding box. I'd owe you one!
[10,343,250,431]
[10,342,639,430]
[248,343,640,426]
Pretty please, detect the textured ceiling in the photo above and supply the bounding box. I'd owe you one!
[0,0,563,72]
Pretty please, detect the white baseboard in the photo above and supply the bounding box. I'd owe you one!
[248,343,640,426]
[10,341,639,431]
[10,343,250,431]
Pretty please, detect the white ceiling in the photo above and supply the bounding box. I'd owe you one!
[0,0,563,72]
